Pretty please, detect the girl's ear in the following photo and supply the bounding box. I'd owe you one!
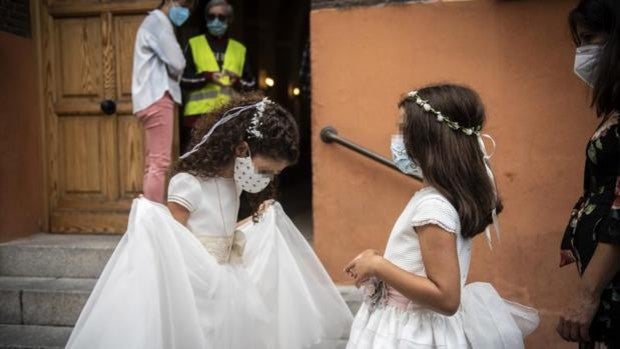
[234,142,249,157]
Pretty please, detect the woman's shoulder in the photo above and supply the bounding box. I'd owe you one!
[138,10,169,37]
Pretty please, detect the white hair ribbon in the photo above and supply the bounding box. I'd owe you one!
[478,133,500,249]
[180,98,269,160]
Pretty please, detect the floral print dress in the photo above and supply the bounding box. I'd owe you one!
[561,113,620,345]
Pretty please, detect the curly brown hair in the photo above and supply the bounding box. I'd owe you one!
[173,93,300,215]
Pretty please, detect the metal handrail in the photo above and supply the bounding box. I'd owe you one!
[320,126,422,182]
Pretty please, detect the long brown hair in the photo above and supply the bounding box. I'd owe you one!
[399,84,502,238]
[174,93,300,214]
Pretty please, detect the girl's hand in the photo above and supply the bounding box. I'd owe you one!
[251,200,275,223]
[344,249,383,287]
[556,287,599,342]
[258,200,275,214]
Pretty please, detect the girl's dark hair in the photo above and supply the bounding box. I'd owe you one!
[174,93,300,214]
[569,0,620,117]
[399,84,503,238]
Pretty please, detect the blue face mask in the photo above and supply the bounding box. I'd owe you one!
[168,4,190,27]
[390,134,423,178]
[207,18,228,37]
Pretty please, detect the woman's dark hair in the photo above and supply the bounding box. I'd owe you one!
[174,93,300,214]
[399,84,503,238]
[569,0,620,117]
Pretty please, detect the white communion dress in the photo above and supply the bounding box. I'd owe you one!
[66,172,353,349]
[347,187,539,349]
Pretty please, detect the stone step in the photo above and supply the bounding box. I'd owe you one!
[0,234,119,279]
[0,275,362,328]
[0,325,72,349]
[0,325,347,349]
[0,277,94,327]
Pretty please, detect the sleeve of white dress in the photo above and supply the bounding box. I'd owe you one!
[168,173,203,212]
[410,196,461,234]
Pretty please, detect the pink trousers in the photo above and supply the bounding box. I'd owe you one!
[136,92,174,203]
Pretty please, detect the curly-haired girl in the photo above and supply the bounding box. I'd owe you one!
[67,95,352,349]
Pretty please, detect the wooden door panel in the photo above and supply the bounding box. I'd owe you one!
[118,115,144,198]
[54,17,103,112]
[115,14,147,200]
[58,117,108,197]
[41,1,162,233]
[115,15,143,110]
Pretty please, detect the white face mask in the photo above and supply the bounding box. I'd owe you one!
[233,156,273,194]
[574,44,602,87]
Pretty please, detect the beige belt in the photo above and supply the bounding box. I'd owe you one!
[196,230,246,265]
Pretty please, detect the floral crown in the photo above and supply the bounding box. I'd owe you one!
[246,97,271,140]
[407,91,481,136]
[180,97,272,160]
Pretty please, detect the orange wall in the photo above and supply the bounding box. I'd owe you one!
[0,32,44,243]
[311,1,592,347]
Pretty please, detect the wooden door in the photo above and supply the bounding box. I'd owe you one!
[39,0,164,233]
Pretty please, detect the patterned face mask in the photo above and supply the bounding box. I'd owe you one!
[233,155,273,194]
[390,134,423,178]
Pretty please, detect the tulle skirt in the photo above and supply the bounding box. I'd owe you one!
[66,198,352,349]
[347,282,539,349]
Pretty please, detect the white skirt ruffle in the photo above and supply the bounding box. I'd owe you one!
[347,282,539,349]
[66,198,352,349]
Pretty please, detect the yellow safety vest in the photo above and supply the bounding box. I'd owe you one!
[184,36,246,116]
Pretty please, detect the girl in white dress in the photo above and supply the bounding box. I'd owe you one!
[344,84,539,349]
[66,95,352,349]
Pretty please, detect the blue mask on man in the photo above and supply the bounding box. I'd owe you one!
[168,5,190,27]
[207,18,228,37]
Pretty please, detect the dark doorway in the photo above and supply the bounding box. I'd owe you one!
[179,0,313,240]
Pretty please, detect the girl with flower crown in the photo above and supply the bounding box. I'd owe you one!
[344,84,539,348]
[67,94,352,349]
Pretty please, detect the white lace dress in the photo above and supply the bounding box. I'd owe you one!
[66,172,352,349]
[347,187,539,349]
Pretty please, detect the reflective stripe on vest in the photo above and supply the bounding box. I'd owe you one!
[184,36,246,116]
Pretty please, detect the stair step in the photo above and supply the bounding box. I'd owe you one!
[0,277,94,327]
[0,325,348,349]
[0,276,362,328]
[0,234,119,278]
[0,325,71,349]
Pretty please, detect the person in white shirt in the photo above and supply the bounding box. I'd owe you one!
[132,0,191,203]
